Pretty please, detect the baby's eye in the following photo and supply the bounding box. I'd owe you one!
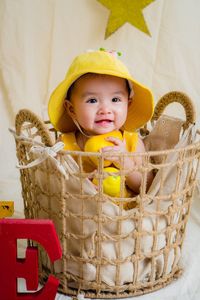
[112,97,121,102]
[86,98,97,103]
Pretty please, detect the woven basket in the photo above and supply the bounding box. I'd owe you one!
[14,91,200,298]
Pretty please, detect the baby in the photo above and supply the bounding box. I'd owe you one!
[48,49,154,194]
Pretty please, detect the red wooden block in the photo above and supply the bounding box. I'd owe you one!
[0,219,62,300]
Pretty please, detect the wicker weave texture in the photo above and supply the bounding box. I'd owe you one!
[14,92,200,298]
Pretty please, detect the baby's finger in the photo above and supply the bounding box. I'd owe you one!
[101,146,113,152]
[101,148,120,162]
[104,155,119,162]
[105,136,122,145]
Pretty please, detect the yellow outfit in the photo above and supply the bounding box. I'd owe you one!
[61,130,138,151]
[61,130,138,210]
[61,130,138,171]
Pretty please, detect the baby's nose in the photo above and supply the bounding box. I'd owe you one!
[98,102,111,114]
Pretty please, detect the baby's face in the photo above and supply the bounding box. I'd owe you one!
[66,74,130,135]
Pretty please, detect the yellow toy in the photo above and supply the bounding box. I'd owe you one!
[93,167,136,210]
[86,131,131,200]
[0,201,14,218]
[93,167,120,197]
[84,130,123,166]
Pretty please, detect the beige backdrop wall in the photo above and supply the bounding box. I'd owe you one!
[0,0,200,214]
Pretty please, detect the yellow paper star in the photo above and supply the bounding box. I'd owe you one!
[97,0,156,39]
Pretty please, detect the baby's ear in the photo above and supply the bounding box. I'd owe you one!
[64,100,75,117]
[128,98,132,106]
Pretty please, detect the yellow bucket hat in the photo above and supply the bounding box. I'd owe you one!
[48,50,154,133]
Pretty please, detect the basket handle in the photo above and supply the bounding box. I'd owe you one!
[152,91,196,130]
[15,109,54,146]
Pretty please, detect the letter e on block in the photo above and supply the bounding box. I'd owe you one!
[0,219,62,300]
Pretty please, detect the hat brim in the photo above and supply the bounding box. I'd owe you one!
[124,78,154,131]
[48,73,154,133]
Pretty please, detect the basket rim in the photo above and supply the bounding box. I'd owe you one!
[15,135,200,157]
[58,138,200,157]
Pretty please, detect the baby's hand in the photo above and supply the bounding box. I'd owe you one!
[103,136,126,151]
[101,137,136,171]
[101,137,129,166]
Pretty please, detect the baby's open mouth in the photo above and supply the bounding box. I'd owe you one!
[95,119,113,127]
[95,119,113,124]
